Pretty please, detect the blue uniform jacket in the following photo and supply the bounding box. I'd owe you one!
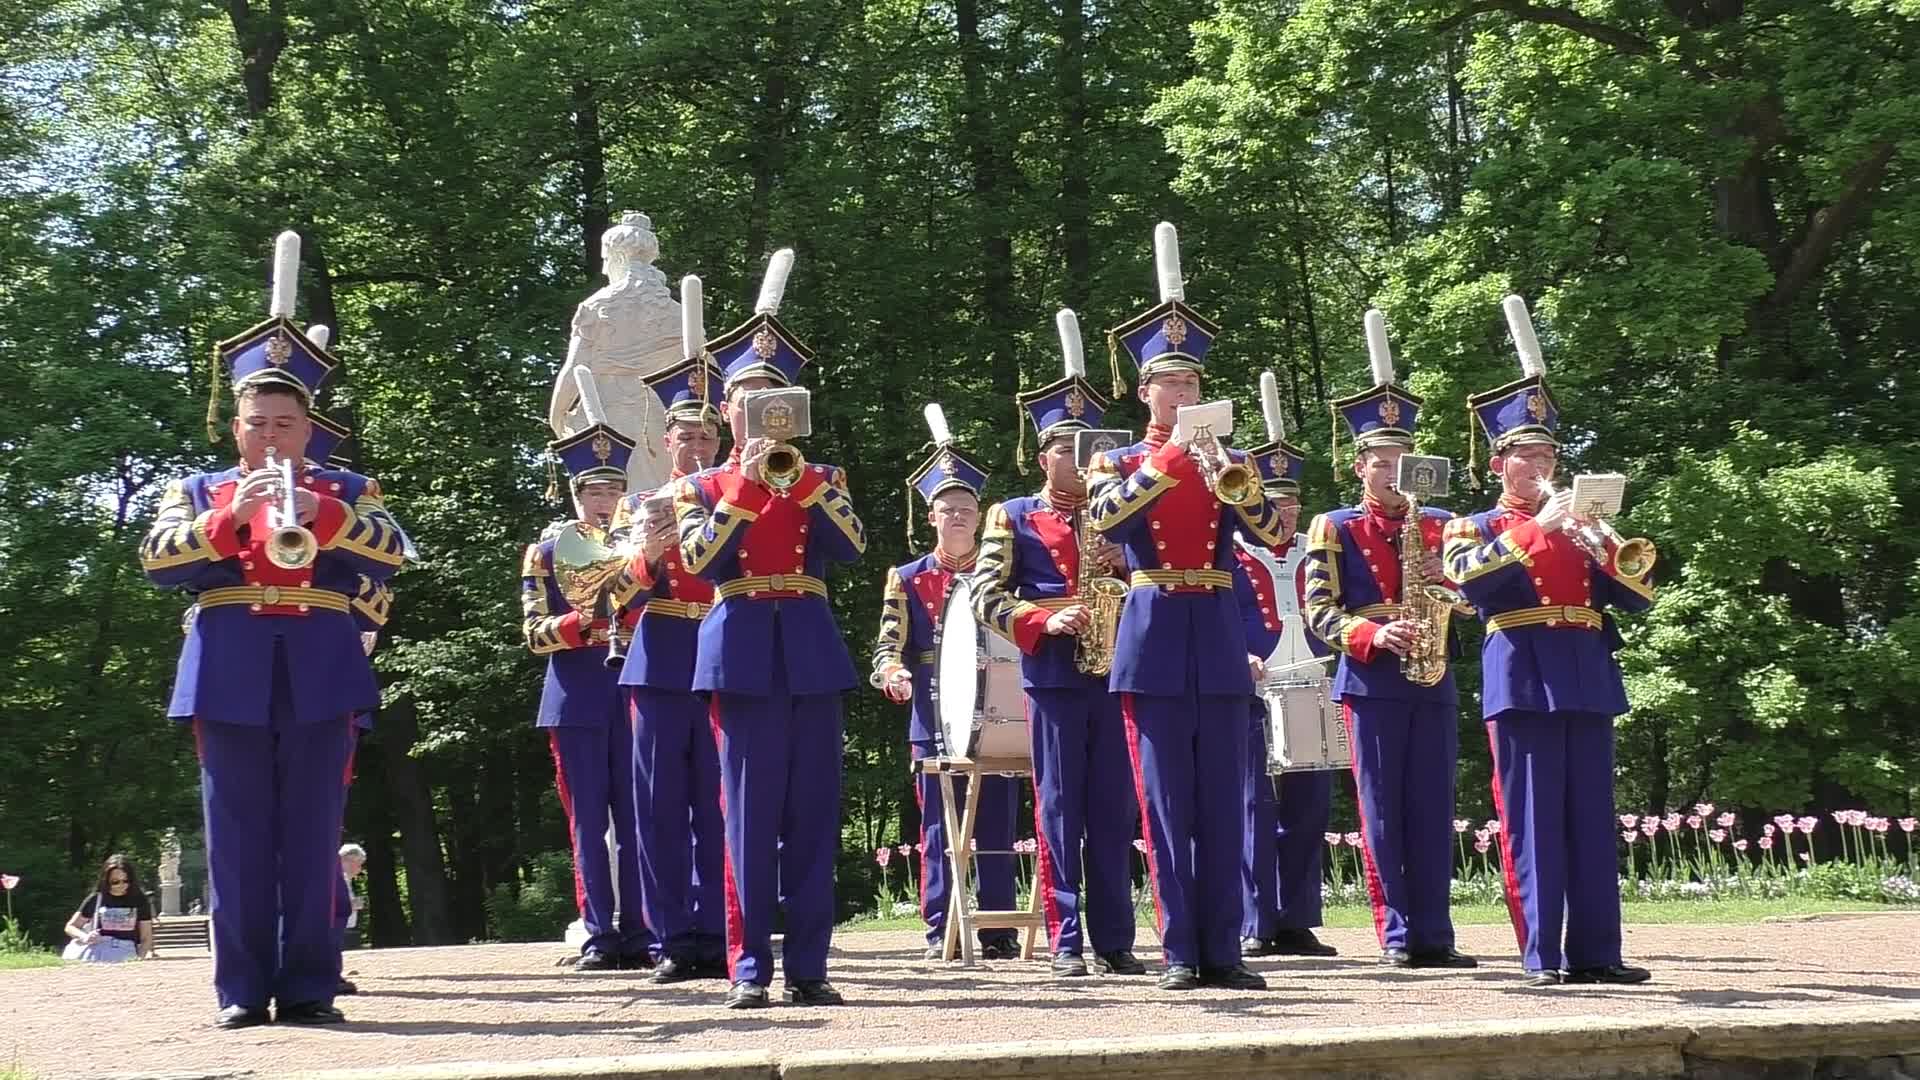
[674,460,865,696]
[609,482,715,693]
[971,493,1116,690]
[1443,502,1655,719]
[140,465,406,726]
[522,525,625,727]
[1301,503,1459,705]
[1086,435,1288,697]
[873,551,967,745]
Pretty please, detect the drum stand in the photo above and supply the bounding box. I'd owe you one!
[913,755,1046,967]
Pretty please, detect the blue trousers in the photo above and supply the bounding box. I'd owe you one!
[1122,690,1247,970]
[628,686,725,966]
[1025,685,1137,959]
[196,644,354,1009]
[709,669,843,986]
[549,716,649,960]
[1344,697,1458,953]
[910,740,1016,948]
[1487,709,1623,973]
[1243,704,1332,938]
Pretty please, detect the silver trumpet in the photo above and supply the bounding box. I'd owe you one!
[263,449,318,570]
[1535,476,1655,580]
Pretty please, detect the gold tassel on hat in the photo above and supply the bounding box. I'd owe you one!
[206,343,224,444]
[1015,391,1029,476]
[1106,331,1124,398]
[1466,404,1483,490]
[905,480,916,548]
[545,454,559,503]
[1329,403,1342,486]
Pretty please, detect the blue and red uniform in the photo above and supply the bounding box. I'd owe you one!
[1086,424,1289,973]
[142,458,405,1011]
[873,549,1018,954]
[674,453,865,988]
[1448,367,1656,979]
[611,477,725,971]
[973,487,1137,964]
[522,519,649,965]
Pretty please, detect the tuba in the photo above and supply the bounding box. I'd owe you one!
[263,449,318,570]
[1393,455,1472,688]
[553,517,625,645]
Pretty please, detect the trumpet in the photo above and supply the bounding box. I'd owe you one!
[1535,476,1656,580]
[1188,424,1259,507]
[762,442,805,490]
[263,449,318,570]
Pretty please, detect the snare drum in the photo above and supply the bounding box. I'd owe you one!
[1265,677,1349,773]
[936,579,1029,761]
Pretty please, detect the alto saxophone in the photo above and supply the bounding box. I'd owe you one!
[1073,509,1126,676]
[1396,496,1471,688]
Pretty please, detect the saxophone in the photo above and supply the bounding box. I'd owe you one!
[1397,496,1472,687]
[1073,509,1127,676]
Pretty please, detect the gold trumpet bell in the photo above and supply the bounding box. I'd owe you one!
[763,442,805,490]
[1614,538,1657,580]
[1215,462,1260,507]
[266,524,318,570]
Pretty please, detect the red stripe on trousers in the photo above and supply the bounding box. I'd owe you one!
[1485,724,1530,957]
[1024,696,1063,951]
[548,732,588,916]
[709,696,748,981]
[1343,702,1391,949]
[1118,694,1168,949]
[915,779,932,925]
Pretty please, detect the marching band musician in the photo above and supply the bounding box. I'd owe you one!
[871,406,1020,962]
[522,415,650,973]
[1301,311,1474,971]
[1443,296,1655,989]
[1232,399,1338,959]
[139,232,406,1028]
[673,251,866,1009]
[973,309,1145,982]
[1086,224,1286,992]
[608,278,727,984]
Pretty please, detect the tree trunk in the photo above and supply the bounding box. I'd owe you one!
[374,698,455,944]
[958,0,1020,411]
[362,800,408,946]
[1057,0,1091,308]
[1290,231,1328,404]
[572,79,609,283]
[226,0,288,119]
[745,7,794,263]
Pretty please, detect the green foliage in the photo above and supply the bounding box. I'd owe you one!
[481,850,579,944]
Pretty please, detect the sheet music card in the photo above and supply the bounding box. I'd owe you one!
[1570,473,1626,518]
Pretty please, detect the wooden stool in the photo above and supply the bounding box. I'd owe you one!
[914,755,1046,967]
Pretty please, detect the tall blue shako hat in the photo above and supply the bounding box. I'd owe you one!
[289,323,355,469]
[1107,222,1221,393]
[903,403,991,545]
[707,248,812,391]
[1247,370,1307,496]
[1329,308,1424,479]
[637,274,725,461]
[1466,294,1561,476]
[546,366,636,503]
[208,230,342,442]
[1014,308,1112,473]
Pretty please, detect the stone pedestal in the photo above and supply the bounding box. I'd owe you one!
[158,830,183,917]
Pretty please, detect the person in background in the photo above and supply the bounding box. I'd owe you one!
[334,843,368,994]
[64,855,155,963]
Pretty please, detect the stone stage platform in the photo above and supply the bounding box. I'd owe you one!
[7,916,1917,1079]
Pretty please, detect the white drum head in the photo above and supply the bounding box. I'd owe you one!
[937,578,983,757]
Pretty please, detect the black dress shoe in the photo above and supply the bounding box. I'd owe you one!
[335,978,359,995]
[1409,947,1478,969]
[618,951,656,971]
[1202,963,1269,990]
[276,1001,346,1025]
[1094,950,1147,975]
[724,981,770,1009]
[1565,963,1651,985]
[785,979,845,1006]
[1157,964,1201,990]
[1051,953,1088,978]
[1379,947,1413,967]
[979,937,1020,961]
[215,1005,271,1030]
[1523,970,1564,988]
[650,956,701,984]
[574,949,617,972]
[1240,935,1278,957]
[1274,926,1336,949]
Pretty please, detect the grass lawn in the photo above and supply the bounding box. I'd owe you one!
[0,952,63,971]
[841,898,1908,933]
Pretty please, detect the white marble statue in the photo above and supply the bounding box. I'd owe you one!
[548,211,685,492]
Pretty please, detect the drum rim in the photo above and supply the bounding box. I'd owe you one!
[936,577,983,754]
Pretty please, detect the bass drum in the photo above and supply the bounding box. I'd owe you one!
[1265,677,1350,773]
[936,578,1029,761]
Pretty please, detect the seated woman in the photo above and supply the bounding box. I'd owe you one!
[64,855,154,962]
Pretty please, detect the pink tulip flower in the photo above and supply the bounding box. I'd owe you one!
[1716,812,1736,828]
[1763,823,1776,837]
[875,847,892,867]
[1900,818,1917,834]
[1772,814,1795,831]
[1621,829,1637,844]
[1758,836,1773,851]
[1325,832,1341,846]
[1452,818,1469,833]
[1732,839,1748,852]
[1619,814,1638,828]
[1708,828,1726,843]
[1132,838,1148,853]
[1475,829,1491,844]
[898,843,913,856]
[0,874,17,891]
[1663,813,1683,831]
[1796,816,1818,832]
[1474,838,1491,854]
[1799,851,1811,863]
[1485,819,1503,834]
[1640,820,1658,837]
[1694,802,1714,817]
[1345,832,1363,847]
[1686,814,1703,830]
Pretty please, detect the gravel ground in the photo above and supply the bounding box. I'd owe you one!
[7,915,1917,1079]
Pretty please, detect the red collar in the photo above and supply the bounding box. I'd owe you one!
[1142,423,1173,450]
[1498,493,1539,515]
